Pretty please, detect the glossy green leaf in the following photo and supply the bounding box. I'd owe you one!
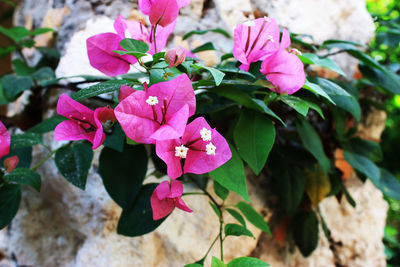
[0,184,21,230]
[234,110,275,175]
[299,53,345,76]
[210,144,249,201]
[226,208,246,227]
[213,180,229,200]
[377,169,400,200]
[120,38,149,53]
[225,223,254,238]
[32,67,56,86]
[211,257,227,267]
[28,115,67,134]
[11,132,43,148]
[31,27,56,36]
[296,117,331,173]
[0,26,30,42]
[55,142,93,190]
[209,201,221,218]
[342,137,382,162]
[292,210,319,257]
[99,144,148,208]
[236,201,271,236]
[149,62,182,84]
[72,80,132,101]
[117,183,166,237]
[0,146,32,169]
[310,77,360,121]
[184,264,204,267]
[321,39,366,50]
[192,42,216,53]
[303,79,334,104]
[113,50,147,59]
[4,167,41,191]
[183,28,231,40]
[195,63,225,86]
[227,257,269,267]
[1,74,33,101]
[343,151,380,182]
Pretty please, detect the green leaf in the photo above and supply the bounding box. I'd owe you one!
[321,39,366,50]
[343,151,380,183]
[103,123,125,153]
[0,146,32,169]
[236,201,271,236]
[280,95,309,116]
[195,63,225,86]
[32,67,56,86]
[31,27,56,36]
[71,80,132,101]
[149,62,182,84]
[310,77,360,121]
[211,257,227,267]
[183,28,231,40]
[210,143,249,201]
[292,210,319,257]
[227,257,269,267]
[55,142,93,190]
[299,53,345,76]
[209,201,221,218]
[225,223,254,238]
[0,184,21,230]
[1,74,34,101]
[234,110,275,175]
[192,42,216,53]
[120,38,149,54]
[4,167,41,192]
[28,115,67,134]
[12,59,35,76]
[117,183,166,237]
[342,137,382,162]
[99,144,148,208]
[151,52,166,63]
[207,86,284,124]
[213,180,229,200]
[296,117,331,173]
[184,264,204,267]
[0,26,30,42]
[226,208,246,227]
[377,169,400,200]
[303,79,334,104]
[11,132,43,148]
[271,165,305,215]
[0,45,16,58]
[113,50,147,59]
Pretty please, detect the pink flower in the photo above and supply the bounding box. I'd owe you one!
[0,121,10,159]
[139,0,190,15]
[151,179,192,220]
[149,0,179,27]
[115,15,176,54]
[165,46,186,68]
[233,17,280,72]
[156,117,232,179]
[54,94,116,149]
[115,74,196,144]
[87,15,176,75]
[0,121,18,172]
[260,29,305,94]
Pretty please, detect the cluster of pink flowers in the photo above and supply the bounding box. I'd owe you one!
[55,2,306,221]
[233,17,305,94]
[0,122,19,173]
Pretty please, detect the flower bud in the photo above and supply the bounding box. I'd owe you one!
[165,46,186,68]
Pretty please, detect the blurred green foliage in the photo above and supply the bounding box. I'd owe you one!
[367,1,400,266]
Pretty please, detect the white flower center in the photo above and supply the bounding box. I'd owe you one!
[205,142,216,156]
[146,96,159,106]
[243,20,255,27]
[200,127,212,141]
[175,145,189,158]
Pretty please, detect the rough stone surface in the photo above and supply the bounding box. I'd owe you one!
[0,1,387,267]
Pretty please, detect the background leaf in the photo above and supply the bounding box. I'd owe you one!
[227,257,269,267]
[0,184,21,230]
[4,168,41,192]
[236,201,271,236]
[292,210,319,257]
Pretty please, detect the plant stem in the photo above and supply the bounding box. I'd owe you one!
[31,149,57,171]
[153,24,158,54]
[182,192,207,196]
[202,234,219,260]
[219,212,224,261]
